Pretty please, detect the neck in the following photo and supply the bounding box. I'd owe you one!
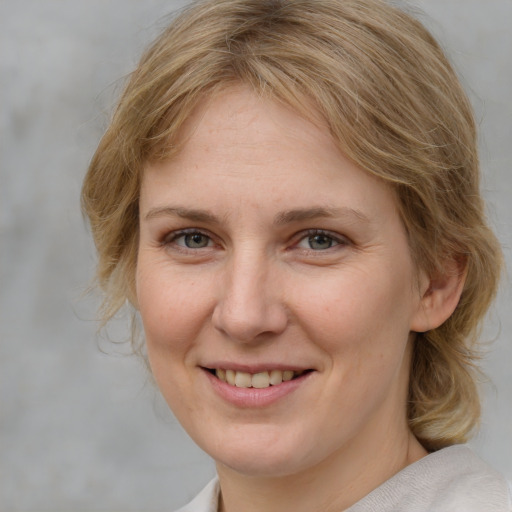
[216,426,426,512]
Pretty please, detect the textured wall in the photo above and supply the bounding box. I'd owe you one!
[1,1,511,510]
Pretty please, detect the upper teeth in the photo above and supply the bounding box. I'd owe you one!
[215,369,303,388]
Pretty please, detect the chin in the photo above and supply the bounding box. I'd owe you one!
[200,426,320,478]
[218,451,310,478]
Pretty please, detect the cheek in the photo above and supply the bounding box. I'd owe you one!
[289,267,416,383]
[135,264,213,414]
[136,261,213,356]
[292,273,415,432]
[293,270,412,339]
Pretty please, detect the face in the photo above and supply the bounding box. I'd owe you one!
[136,86,427,478]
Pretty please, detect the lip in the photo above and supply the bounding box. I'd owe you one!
[202,367,314,408]
[202,361,312,374]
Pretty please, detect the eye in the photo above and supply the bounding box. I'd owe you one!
[295,230,345,251]
[166,230,213,249]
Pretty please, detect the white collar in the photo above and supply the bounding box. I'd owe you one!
[174,478,219,512]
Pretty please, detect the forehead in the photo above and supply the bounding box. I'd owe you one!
[171,85,332,164]
[140,85,398,227]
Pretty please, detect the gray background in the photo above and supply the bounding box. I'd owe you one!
[1,1,511,510]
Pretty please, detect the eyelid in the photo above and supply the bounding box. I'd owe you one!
[161,228,216,248]
[292,229,350,250]
[159,227,349,252]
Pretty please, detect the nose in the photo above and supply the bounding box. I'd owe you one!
[212,250,288,343]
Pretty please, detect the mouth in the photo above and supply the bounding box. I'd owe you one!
[205,368,311,389]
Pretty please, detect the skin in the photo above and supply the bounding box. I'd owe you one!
[136,86,461,512]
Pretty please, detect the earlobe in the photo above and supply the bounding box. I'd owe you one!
[411,260,467,333]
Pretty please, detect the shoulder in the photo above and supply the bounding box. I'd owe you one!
[348,445,511,512]
[174,478,219,512]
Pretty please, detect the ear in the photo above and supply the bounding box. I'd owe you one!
[411,259,467,333]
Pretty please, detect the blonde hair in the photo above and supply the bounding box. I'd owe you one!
[82,0,502,451]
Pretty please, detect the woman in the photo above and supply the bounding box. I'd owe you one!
[82,0,511,510]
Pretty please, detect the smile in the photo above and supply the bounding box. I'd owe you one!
[203,367,314,407]
[212,369,307,388]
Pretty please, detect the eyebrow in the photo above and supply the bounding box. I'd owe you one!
[274,206,369,225]
[144,205,369,225]
[144,207,220,223]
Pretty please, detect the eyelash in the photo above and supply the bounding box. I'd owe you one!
[294,229,348,251]
[161,229,216,250]
[161,228,348,253]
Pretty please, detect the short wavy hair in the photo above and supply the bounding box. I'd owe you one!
[82,0,502,451]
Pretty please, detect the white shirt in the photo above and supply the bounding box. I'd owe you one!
[175,445,512,511]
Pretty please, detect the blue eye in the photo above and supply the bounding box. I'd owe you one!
[174,232,212,249]
[309,233,335,250]
[296,231,343,250]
